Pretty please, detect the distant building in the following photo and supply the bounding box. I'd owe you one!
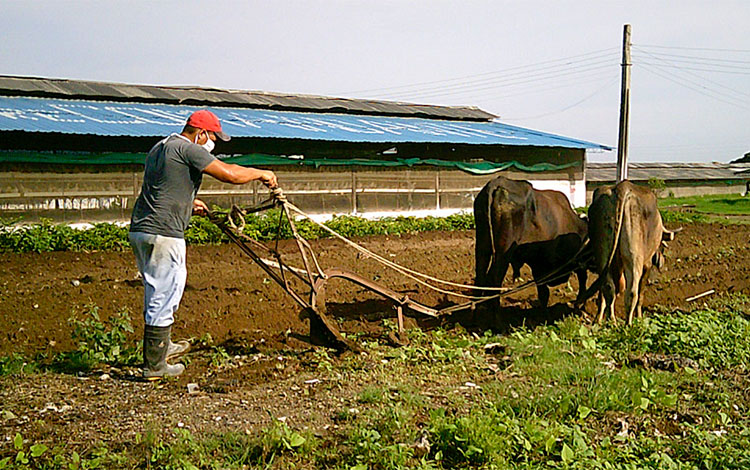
[731,151,750,164]
[586,162,750,202]
[0,76,609,223]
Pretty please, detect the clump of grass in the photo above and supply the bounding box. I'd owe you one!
[6,296,750,468]
[599,303,750,369]
[659,193,750,215]
[54,305,141,372]
[0,353,39,376]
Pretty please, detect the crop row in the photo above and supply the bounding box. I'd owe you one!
[0,208,703,254]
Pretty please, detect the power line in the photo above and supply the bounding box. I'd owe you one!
[634,51,750,65]
[473,72,617,102]
[338,48,619,96]
[376,62,617,101]
[634,46,750,101]
[396,71,616,106]
[635,44,750,53]
[370,57,617,100]
[637,63,750,111]
[501,75,619,121]
[634,61,750,75]
[638,63,749,107]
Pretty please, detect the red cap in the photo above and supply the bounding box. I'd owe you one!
[186,110,230,141]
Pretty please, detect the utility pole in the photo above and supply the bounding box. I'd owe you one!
[616,24,631,182]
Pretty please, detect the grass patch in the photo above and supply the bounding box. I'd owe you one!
[599,295,750,369]
[659,193,750,215]
[0,353,40,376]
[5,296,750,468]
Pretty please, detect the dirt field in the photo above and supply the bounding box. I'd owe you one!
[1,222,749,450]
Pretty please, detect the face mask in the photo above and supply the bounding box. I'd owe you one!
[195,131,215,153]
[202,136,215,154]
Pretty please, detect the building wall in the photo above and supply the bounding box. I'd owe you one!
[585,180,748,204]
[0,165,585,223]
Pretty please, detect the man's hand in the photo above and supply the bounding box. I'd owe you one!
[192,198,209,216]
[259,170,278,189]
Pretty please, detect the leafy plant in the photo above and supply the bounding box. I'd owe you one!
[660,209,708,224]
[0,433,115,470]
[56,305,140,371]
[0,211,476,253]
[0,354,34,376]
[599,306,750,369]
[648,177,667,197]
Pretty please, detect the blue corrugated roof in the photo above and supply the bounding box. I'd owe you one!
[0,96,610,150]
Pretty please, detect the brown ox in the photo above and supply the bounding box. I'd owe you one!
[474,176,589,307]
[586,180,674,324]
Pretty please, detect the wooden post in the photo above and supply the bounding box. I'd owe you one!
[350,170,357,214]
[616,24,632,182]
[435,170,441,210]
[406,170,413,212]
[133,171,139,200]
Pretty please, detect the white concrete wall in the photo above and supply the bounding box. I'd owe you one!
[527,177,586,209]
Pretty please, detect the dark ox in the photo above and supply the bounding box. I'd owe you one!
[474,176,588,307]
[586,180,674,324]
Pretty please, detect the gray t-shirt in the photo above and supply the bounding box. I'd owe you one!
[130,135,216,238]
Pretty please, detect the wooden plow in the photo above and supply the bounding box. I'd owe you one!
[209,188,585,352]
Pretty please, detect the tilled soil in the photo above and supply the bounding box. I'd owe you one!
[1,222,749,450]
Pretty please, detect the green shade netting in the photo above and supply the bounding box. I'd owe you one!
[0,151,578,175]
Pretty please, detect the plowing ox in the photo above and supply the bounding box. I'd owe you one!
[474,176,589,307]
[586,180,674,324]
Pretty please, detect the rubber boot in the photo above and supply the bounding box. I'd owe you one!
[166,338,190,360]
[143,325,185,379]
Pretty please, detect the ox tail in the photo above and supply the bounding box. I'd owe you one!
[575,184,631,306]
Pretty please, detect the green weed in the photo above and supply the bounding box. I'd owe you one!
[0,354,38,376]
[660,193,750,215]
[599,306,750,369]
[358,385,386,404]
[648,177,667,197]
[55,305,140,371]
[0,433,116,470]
[139,422,310,469]
[6,296,750,469]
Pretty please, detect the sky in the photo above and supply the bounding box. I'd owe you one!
[2,0,749,163]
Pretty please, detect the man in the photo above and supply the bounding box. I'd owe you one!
[129,109,277,379]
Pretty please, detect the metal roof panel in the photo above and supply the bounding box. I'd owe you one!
[0,75,496,121]
[0,96,610,149]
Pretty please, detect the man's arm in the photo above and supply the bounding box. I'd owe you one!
[202,160,278,188]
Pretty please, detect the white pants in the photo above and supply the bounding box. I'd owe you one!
[129,232,186,327]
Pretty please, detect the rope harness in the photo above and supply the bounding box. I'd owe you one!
[209,188,592,349]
